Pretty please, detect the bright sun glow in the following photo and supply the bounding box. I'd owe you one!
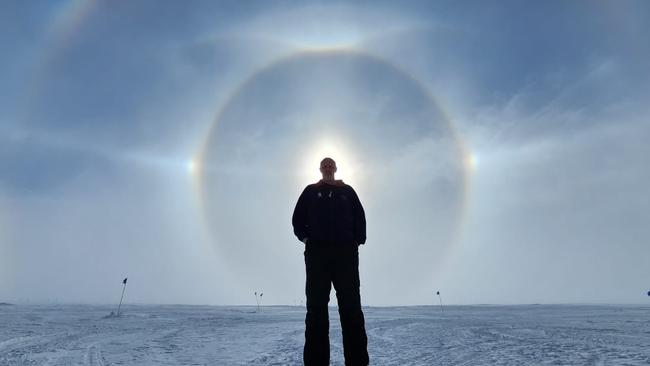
[301,136,361,186]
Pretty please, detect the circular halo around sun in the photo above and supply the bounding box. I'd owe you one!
[196,50,469,296]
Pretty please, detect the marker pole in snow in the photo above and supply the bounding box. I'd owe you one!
[255,291,263,312]
[117,277,127,317]
[436,291,444,312]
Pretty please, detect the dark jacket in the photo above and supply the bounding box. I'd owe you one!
[292,180,366,245]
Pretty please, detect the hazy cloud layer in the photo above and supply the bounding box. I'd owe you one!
[1,1,648,305]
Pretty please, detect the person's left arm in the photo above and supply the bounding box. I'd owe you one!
[349,187,366,245]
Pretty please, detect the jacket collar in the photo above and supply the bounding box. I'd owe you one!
[316,179,346,187]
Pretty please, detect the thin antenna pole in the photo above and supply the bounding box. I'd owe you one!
[117,278,127,317]
[436,291,444,312]
[254,291,264,312]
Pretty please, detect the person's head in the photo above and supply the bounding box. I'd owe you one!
[320,157,337,180]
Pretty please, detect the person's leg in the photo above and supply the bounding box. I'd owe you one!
[304,245,332,366]
[332,245,369,366]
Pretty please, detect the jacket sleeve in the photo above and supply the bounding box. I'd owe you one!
[292,186,309,242]
[350,187,366,245]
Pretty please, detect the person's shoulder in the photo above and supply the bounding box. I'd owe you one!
[303,183,319,191]
[342,182,355,190]
[343,184,360,196]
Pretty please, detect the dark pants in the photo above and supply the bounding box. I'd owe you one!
[304,243,369,366]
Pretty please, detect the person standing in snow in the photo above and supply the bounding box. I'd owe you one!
[292,157,369,366]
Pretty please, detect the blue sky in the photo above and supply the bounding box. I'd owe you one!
[1,1,649,305]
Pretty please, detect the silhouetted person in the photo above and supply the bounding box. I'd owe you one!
[292,157,369,366]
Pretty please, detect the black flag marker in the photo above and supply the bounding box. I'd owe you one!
[117,277,128,316]
[255,291,263,312]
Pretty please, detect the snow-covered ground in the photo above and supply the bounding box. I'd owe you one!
[1,304,649,365]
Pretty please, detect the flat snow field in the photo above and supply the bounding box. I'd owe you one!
[1,304,649,365]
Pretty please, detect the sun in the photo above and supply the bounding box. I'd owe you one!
[300,135,361,187]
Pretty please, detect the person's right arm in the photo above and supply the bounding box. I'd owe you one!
[292,186,310,243]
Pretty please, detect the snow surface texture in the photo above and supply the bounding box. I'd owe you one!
[1,304,649,365]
